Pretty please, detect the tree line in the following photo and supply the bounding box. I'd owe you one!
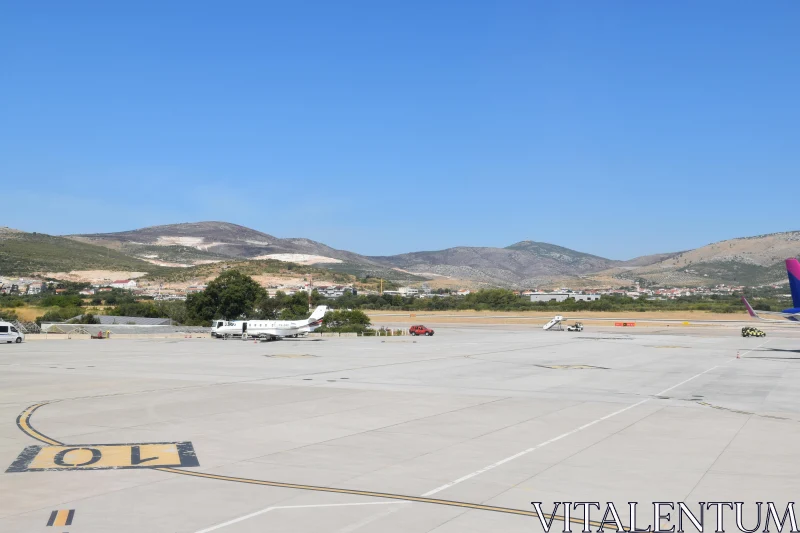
[4,269,788,327]
[183,271,370,332]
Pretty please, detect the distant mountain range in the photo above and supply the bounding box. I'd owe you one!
[371,241,627,287]
[70,221,380,267]
[1,221,798,288]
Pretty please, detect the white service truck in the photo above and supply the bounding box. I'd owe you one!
[0,321,24,343]
[211,320,245,339]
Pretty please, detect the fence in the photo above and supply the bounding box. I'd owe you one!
[35,324,404,338]
[12,320,40,334]
[40,323,211,335]
[360,328,406,336]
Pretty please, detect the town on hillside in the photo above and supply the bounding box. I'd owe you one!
[0,275,779,302]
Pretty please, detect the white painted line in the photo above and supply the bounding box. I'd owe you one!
[739,338,771,357]
[420,398,650,496]
[193,501,408,533]
[654,364,723,396]
[335,504,406,532]
[196,342,772,531]
[422,355,742,497]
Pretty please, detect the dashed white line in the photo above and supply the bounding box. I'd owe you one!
[654,364,723,396]
[422,354,744,497]
[420,397,650,496]
[195,339,773,530]
[738,338,771,357]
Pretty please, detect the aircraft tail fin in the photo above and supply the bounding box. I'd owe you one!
[308,305,328,325]
[786,259,800,308]
[741,297,758,318]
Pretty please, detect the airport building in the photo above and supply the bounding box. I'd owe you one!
[529,292,601,303]
[110,279,138,290]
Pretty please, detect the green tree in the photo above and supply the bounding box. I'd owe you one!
[41,294,84,308]
[185,270,266,323]
[155,301,188,325]
[319,309,371,333]
[253,293,282,319]
[81,313,101,324]
[279,291,313,320]
[36,307,83,325]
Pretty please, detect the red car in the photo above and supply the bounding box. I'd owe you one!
[409,325,434,336]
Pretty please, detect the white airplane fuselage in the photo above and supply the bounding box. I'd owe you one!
[211,306,327,339]
[246,319,317,338]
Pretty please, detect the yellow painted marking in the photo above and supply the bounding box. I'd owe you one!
[8,438,198,472]
[156,467,608,527]
[17,403,63,445]
[17,403,606,526]
[46,509,74,527]
[29,443,181,470]
[54,510,70,527]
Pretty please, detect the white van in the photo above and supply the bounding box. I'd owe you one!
[0,321,24,343]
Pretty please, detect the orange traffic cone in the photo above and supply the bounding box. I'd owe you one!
[736,351,741,359]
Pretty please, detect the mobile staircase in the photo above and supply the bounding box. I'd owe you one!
[543,315,564,331]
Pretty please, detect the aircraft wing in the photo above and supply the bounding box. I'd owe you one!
[741,297,800,322]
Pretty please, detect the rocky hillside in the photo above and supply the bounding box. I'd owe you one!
[70,222,377,266]
[602,232,800,286]
[368,241,620,287]
[68,222,421,281]
[0,227,156,276]
[2,222,792,288]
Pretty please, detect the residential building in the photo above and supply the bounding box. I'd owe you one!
[529,292,600,303]
[530,292,570,303]
[26,282,44,295]
[110,279,138,290]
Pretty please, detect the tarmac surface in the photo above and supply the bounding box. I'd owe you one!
[2,323,799,532]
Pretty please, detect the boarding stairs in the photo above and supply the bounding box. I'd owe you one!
[12,320,40,334]
[543,315,564,331]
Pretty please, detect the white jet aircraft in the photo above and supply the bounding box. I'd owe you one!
[212,305,328,340]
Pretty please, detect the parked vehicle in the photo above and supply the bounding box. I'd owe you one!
[742,326,765,338]
[567,322,584,332]
[409,325,434,336]
[0,321,24,343]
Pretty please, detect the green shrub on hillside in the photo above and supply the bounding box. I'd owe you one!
[0,309,20,322]
[36,307,83,325]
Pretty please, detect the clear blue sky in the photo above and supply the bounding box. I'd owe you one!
[1,2,798,259]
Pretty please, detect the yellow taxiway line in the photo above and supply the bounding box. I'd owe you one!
[15,402,606,527]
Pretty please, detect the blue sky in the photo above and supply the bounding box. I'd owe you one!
[1,2,798,259]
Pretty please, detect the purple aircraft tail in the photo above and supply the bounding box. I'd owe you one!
[787,259,800,309]
[741,297,757,318]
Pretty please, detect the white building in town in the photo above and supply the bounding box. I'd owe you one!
[110,279,138,290]
[398,287,420,297]
[529,292,600,303]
